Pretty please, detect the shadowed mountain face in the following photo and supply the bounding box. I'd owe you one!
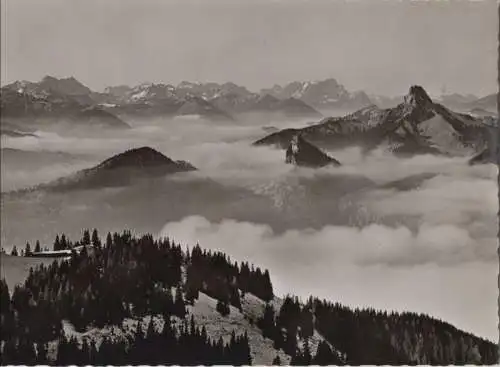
[469,142,498,165]
[285,135,341,168]
[254,85,490,157]
[29,147,197,191]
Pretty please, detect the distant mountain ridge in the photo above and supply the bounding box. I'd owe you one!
[2,76,366,125]
[254,85,491,158]
[1,76,130,131]
[261,78,372,111]
[99,81,322,121]
[3,76,495,129]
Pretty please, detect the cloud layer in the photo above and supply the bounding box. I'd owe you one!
[2,116,497,342]
[160,216,498,342]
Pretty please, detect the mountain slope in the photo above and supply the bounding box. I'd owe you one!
[0,231,496,365]
[254,85,490,157]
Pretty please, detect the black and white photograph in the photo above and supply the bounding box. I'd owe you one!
[0,0,498,365]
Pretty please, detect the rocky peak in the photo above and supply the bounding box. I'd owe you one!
[39,75,92,96]
[400,85,436,121]
[403,85,433,109]
[285,134,341,168]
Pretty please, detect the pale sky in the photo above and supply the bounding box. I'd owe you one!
[1,0,498,97]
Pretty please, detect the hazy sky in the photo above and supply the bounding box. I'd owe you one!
[1,0,498,97]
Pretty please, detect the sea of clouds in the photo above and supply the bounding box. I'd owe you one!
[1,116,497,341]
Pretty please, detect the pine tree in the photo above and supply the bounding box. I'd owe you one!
[147,316,156,339]
[53,235,60,251]
[299,307,314,339]
[18,337,37,365]
[24,242,32,256]
[82,229,91,247]
[290,351,302,366]
[10,246,18,256]
[262,269,274,302]
[36,342,49,365]
[314,340,342,365]
[302,339,312,365]
[1,338,19,365]
[81,339,91,365]
[34,240,41,253]
[106,232,113,249]
[91,228,101,249]
[258,303,276,339]
[174,286,186,317]
[0,278,10,311]
[216,299,230,316]
[56,336,69,365]
[89,339,98,365]
[60,234,68,250]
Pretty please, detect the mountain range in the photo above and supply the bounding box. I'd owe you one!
[2,76,495,133]
[1,77,130,132]
[254,85,493,158]
[261,78,372,111]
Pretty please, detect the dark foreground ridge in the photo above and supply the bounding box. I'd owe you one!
[0,230,496,365]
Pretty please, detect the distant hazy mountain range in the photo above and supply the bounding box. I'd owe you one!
[1,77,131,133]
[1,75,495,136]
[260,78,372,111]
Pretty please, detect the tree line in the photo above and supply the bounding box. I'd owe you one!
[1,229,498,365]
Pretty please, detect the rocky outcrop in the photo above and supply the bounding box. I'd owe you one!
[285,134,341,168]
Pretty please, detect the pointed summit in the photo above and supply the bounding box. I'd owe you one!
[96,147,177,170]
[403,85,433,108]
[285,134,341,168]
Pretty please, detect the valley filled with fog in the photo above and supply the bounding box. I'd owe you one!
[1,114,497,342]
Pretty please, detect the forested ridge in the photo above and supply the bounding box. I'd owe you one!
[0,230,497,365]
